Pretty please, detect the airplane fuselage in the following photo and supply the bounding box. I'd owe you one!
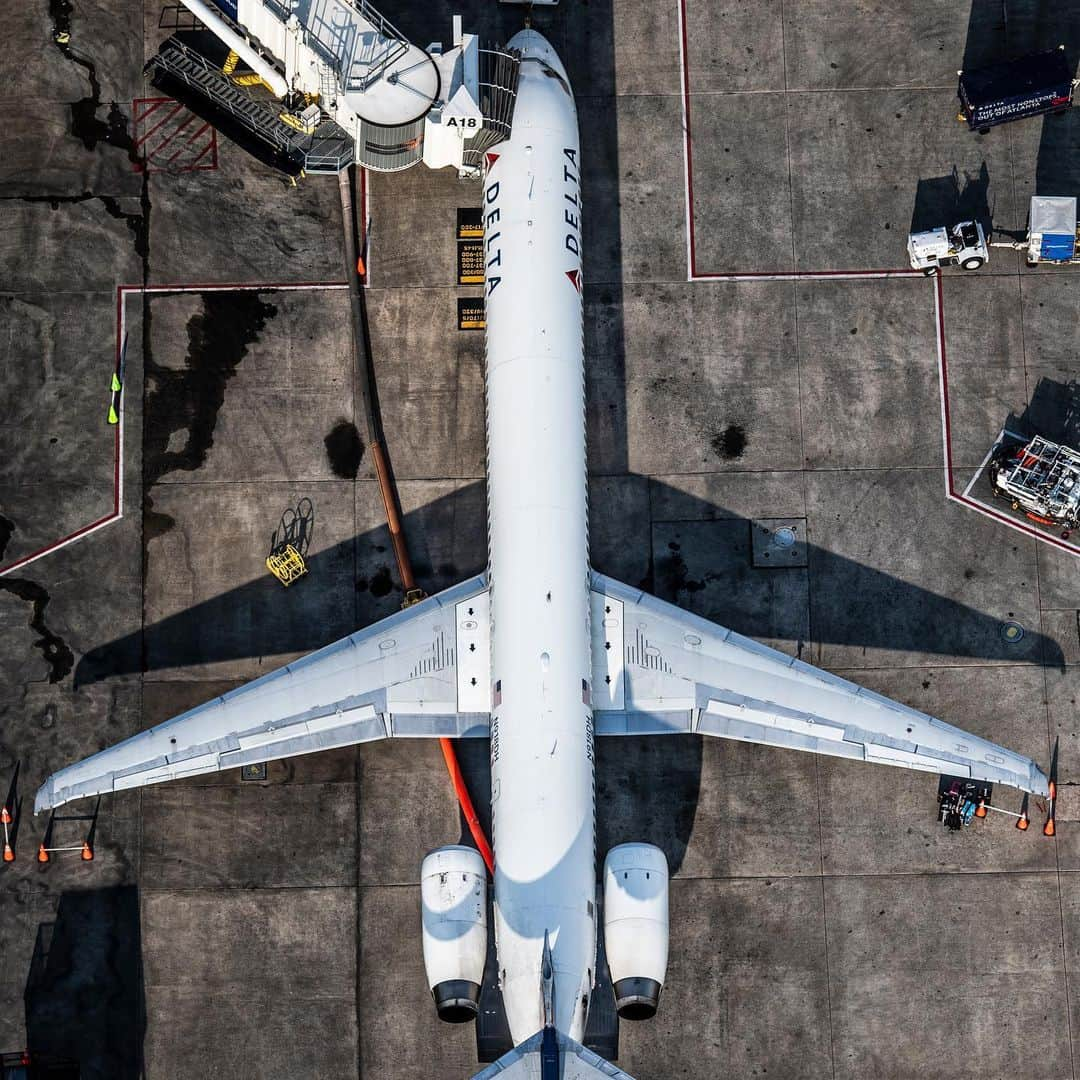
[485,30,595,1043]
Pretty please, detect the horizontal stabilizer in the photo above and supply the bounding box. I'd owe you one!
[473,1030,635,1079]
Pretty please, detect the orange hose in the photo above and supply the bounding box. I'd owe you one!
[340,166,493,877]
[440,737,495,875]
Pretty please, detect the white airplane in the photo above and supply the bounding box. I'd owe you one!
[37,28,1049,1080]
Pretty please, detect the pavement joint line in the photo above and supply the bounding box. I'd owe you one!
[674,0,1080,563]
[0,168,371,578]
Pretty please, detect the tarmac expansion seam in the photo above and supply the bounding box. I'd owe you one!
[675,0,1080,562]
[0,172,372,579]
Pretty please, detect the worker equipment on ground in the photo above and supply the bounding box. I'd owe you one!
[957,47,1076,133]
[990,196,1080,265]
[108,367,122,425]
[907,221,988,274]
[938,777,993,830]
[989,435,1080,530]
[266,543,307,586]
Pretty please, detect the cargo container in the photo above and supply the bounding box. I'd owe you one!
[958,47,1075,132]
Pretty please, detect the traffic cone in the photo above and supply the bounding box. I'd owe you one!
[975,799,987,818]
[111,372,122,393]
[1016,808,1030,831]
[37,843,49,863]
[3,841,14,862]
[1,805,10,824]
[80,841,93,861]
[356,255,366,278]
[1044,817,1056,837]
[1049,779,1057,801]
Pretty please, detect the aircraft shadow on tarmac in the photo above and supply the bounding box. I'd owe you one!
[1005,376,1080,448]
[23,885,145,1078]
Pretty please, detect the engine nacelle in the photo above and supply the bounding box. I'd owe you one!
[603,843,669,1020]
[420,845,488,1023]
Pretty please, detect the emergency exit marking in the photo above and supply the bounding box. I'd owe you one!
[458,240,485,284]
[458,297,485,330]
[457,207,484,239]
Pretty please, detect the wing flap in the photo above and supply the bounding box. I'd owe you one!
[591,571,1049,796]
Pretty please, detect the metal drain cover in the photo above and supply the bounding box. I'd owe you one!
[1000,621,1025,644]
[751,518,808,568]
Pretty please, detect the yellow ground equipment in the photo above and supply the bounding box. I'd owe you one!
[266,544,307,586]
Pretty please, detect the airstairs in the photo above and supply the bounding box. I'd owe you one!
[146,36,354,173]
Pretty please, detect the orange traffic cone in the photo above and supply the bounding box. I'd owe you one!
[975,799,987,818]
[1016,809,1030,831]
[3,841,14,862]
[1044,817,1056,837]
[0,806,10,824]
[80,841,94,862]
[356,255,366,278]
[1049,779,1057,801]
[37,843,49,863]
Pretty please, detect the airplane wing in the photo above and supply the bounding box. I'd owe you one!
[589,571,1049,796]
[473,1031,636,1079]
[36,576,492,812]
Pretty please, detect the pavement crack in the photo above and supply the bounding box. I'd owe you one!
[0,575,75,684]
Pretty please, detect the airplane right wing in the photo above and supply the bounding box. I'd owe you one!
[590,571,1049,796]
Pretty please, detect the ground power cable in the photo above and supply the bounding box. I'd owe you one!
[338,167,495,876]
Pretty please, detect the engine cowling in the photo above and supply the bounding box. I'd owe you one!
[603,843,669,1020]
[420,845,488,1023]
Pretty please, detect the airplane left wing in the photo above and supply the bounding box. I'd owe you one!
[590,571,1049,796]
[36,576,491,812]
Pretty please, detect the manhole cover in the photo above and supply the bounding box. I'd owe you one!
[774,526,797,548]
[1000,621,1025,644]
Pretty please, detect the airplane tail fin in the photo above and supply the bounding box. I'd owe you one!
[472,1029,636,1079]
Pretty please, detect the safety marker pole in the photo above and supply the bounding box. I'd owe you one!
[1044,780,1057,837]
[2,805,13,862]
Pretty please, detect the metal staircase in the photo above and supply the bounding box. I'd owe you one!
[462,44,521,172]
[145,36,354,173]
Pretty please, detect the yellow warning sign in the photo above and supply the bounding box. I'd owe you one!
[457,207,483,239]
[458,297,485,330]
[458,240,485,285]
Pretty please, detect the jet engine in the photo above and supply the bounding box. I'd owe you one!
[420,845,488,1023]
[602,843,669,1020]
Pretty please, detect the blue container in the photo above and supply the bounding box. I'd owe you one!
[1041,232,1076,261]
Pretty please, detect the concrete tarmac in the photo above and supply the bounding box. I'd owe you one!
[1,0,1079,1078]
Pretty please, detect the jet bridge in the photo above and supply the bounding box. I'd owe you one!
[145,0,520,175]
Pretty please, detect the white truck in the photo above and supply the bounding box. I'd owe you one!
[906,221,988,274]
[908,196,1080,273]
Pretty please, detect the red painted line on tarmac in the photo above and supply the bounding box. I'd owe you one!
[133,97,173,123]
[133,102,184,148]
[163,122,211,166]
[146,111,198,160]
[676,0,1076,557]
